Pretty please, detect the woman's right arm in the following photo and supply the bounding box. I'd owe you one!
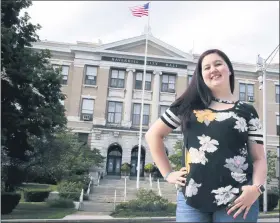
[145,119,187,186]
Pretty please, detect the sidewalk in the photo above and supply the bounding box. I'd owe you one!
[1,213,279,223]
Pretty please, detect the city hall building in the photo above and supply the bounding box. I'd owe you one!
[31,34,280,181]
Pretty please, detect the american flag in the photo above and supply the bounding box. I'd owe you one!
[130,3,149,17]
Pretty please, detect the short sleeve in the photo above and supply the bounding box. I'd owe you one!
[247,105,263,145]
[160,104,182,129]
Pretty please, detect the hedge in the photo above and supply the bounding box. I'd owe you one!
[24,189,51,202]
[1,192,21,214]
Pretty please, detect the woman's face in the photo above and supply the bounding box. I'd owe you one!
[201,53,231,91]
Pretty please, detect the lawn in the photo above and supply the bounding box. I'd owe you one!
[1,202,76,219]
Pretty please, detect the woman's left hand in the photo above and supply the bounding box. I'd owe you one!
[227,185,261,219]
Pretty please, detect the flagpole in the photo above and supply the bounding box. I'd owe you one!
[136,3,150,189]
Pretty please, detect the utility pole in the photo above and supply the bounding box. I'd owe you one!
[257,44,279,213]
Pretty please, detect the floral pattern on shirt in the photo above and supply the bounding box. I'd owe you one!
[224,156,248,173]
[231,172,247,183]
[239,147,248,156]
[193,110,216,126]
[198,135,219,153]
[211,185,239,206]
[185,178,202,197]
[189,147,208,165]
[188,135,219,165]
[248,117,262,131]
[234,117,248,132]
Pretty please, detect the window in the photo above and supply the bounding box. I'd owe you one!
[110,69,125,88]
[161,74,176,93]
[77,133,89,145]
[135,72,152,90]
[159,105,169,117]
[81,98,94,121]
[53,65,69,85]
[188,75,193,85]
[85,66,97,85]
[239,83,254,102]
[276,85,279,103]
[107,101,122,124]
[132,104,150,126]
[277,115,279,136]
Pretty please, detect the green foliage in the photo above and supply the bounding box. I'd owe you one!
[144,163,155,173]
[1,0,67,160]
[24,132,104,184]
[115,189,170,212]
[267,150,277,184]
[169,140,183,171]
[1,192,21,214]
[121,163,131,176]
[57,181,83,193]
[59,192,80,202]
[1,0,67,191]
[23,189,51,202]
[46,198,74,208]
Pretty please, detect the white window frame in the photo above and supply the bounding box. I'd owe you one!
[135,72,152,90]
[84,66,97,85]
[107,101,123,124]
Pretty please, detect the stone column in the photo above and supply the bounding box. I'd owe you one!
[151,70,162,124]
[123,68,135,127]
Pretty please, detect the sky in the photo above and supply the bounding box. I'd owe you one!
[24,1,279,64]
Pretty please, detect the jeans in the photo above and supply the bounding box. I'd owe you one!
[176,192,259,222]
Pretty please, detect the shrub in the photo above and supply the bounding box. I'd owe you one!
[1,192,21,214]
[115,189,170,212]
[57,181,83,193]
[259,192,279,211]
[59,192,80,201]
[46,198,74,208]
[24,189,51,202]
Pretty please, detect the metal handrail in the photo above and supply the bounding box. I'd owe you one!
[157,179,162,196]
[113,189,117,211]
[86,176,93,195]
[124,177,127,201]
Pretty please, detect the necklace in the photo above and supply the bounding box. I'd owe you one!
[212,97,236,104]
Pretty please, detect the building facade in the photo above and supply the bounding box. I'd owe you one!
[31,34,280,180]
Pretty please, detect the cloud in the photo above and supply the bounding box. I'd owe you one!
[24,1,279,63]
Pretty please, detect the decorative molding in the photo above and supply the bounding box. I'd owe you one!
[50,59,72,66]
[81,95,97,99]
[153,70,162,75]
[126,68,136,72]
[67,116,80,122]
[133,89,152,100]
[83,85,98,88]
[113,131,120,138]
[108,88,125,98]
[237,80,256,85]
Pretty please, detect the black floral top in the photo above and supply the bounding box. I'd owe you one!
[160,100,263,212]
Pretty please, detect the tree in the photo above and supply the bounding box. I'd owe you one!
[1,0,67,161]
[169,140,183,171]
[23,132,105,184]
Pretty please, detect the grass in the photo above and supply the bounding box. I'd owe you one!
[1,202,76,219]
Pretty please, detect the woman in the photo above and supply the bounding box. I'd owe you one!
[145,49,267,222]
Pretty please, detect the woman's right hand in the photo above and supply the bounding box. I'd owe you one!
[166,167,189,186]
